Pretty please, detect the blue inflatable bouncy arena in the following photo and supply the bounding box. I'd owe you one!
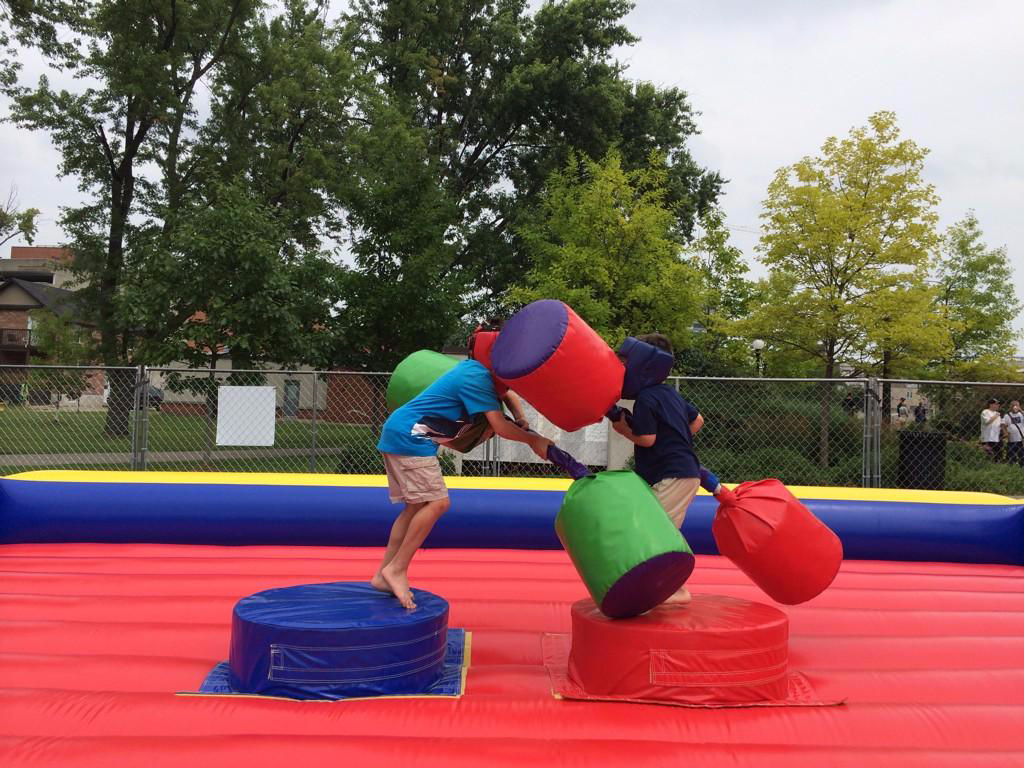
[2,470,1022,563]
[2,469,1024,767]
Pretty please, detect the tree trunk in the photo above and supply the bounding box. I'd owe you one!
[104,367,136,437]
[100,167,135,437]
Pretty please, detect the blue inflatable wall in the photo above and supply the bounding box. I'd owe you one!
[2,471,1022,565]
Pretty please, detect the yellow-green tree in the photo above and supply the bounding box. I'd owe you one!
[511,150,700,350]
[852,276,954,420]
[740,111,943,462]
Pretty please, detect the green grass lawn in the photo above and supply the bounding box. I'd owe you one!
[0,406,374,458]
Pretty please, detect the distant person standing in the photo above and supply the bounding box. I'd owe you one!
[914,402,927,423]
[981,398,1002,461]
[896,397,909,422]
[1003,401,1024,466]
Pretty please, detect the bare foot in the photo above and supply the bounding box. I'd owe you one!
[380,564,417,610]
[663,586,692,606]
[370,571,391,594]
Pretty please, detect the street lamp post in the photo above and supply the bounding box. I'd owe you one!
[751,339,765,377]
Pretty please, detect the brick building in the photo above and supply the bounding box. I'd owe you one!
[1,245,75,287]
[0,277,82,365]
[0,246,79,367]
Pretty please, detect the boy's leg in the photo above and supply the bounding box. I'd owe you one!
[376,454,449,610]
[651,476,701,606]
[379,497,450,610]
[371,501,425,592]
[652,476,701,528]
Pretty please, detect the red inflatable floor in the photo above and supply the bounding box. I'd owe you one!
[2,543,1023,767]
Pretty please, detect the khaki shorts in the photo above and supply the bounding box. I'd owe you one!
[651,476,700,528]
[382,453,448,504]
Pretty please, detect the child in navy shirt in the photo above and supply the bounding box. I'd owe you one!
[610,333,704,605]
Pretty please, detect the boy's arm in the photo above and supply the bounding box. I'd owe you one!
[610,410,656,448]
[502,391,529,428]
[484,409,552,458]
[690,412,704,436]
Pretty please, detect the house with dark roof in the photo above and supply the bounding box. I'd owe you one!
[0,277,85,365]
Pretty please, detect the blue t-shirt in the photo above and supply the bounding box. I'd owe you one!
[377,360,502,457]
[630,384,701,486]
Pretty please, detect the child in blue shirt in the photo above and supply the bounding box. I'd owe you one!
[374,349,551,610]
[610,333,704,605]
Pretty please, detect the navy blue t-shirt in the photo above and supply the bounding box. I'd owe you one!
[630,384,701,486]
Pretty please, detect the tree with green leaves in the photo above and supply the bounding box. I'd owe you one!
[933,212,1020,380]
[0,185,39,247]
[679,207,753,376]
[4,0,255,433]
[200,0,358,250]
[511,149,700,348]
[26,307,95,418]
[331,98,466,370]
[123,0,353,370]
[851,275,953,421]
[739,111,942,463]
[133,183,338,372]
[1,0,81,88]
[6,0,354,434]
[333,0,720,366]
[28,307,93,365]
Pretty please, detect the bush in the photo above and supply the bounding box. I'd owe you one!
[699,447,825,486]
[335,442,384,474]
[945,461,1024,496]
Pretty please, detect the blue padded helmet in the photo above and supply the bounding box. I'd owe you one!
[619,337,674,399]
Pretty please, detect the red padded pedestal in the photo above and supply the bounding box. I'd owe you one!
[567,594,790,705]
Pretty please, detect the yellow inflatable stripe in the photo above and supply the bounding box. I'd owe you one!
[4,469,1015,505]
[5,469,569,492]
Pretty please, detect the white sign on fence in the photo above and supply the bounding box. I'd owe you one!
[216,386,276,446]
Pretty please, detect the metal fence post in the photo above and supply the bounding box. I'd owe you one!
[863,378,881,488]
[875,382,883,488]
[310,372,319,474]
[861,380,870,488]
[129,365,143,470]
[138,365,149,471]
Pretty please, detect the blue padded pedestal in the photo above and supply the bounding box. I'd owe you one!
[227,582,451,700]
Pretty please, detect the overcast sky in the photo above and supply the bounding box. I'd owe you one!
[618,1,1023,287]
[3,1,1022,324]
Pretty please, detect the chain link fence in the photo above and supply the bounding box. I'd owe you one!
[877,378,1024,496]
[674,377,872,489]
[2,364,1023,494]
